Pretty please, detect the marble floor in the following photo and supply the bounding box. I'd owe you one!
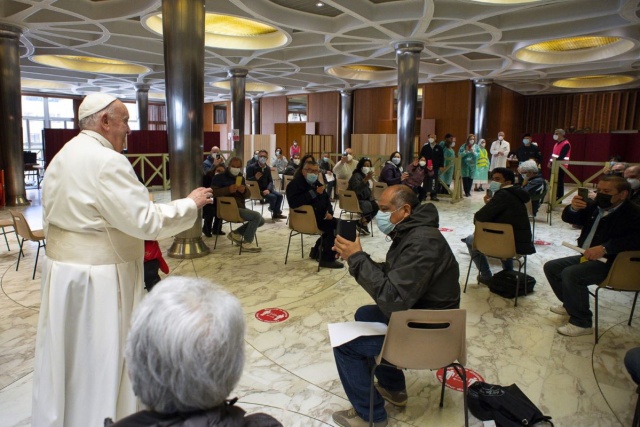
[0,187,638,427]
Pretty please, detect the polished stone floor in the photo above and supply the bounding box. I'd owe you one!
[0,187,638,427]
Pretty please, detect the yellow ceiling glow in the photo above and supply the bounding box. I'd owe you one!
[31,55,149,74]
[326,64,396,81]
[553,75,635,89]
[21,78,74,91]
[145,13,288,50]
[211,81,283,93]
[515,36,634,65]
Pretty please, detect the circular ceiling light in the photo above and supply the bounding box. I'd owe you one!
[211,81,283,93]
[515,36,634,64]
[21,78,74,91]
[30,55,149,74]
[553,75,635,89]
[326,64,396,81]
[144,13,288,50]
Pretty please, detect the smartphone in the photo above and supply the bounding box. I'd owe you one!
[578,187,589,200]
[235,176,243,186]
[337,219,358,242]
[486,189,492,198]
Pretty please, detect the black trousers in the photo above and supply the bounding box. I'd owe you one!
[462,177,473,195]
[556,168,565,200]
[423,169,439,197]
[315,217,338,261]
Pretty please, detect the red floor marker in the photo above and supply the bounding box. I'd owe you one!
[534,240,551,246]
[436,367,484,392]
[439,227,454,232]
[255,308,290,323]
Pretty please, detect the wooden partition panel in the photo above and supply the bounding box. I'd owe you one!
[244,135,276,164]
[261,96,287,135]
[487,84,525,149]
[302,135,333,159]
[423,81,473,143]
[308,91,339,141]
[353,87,394,134]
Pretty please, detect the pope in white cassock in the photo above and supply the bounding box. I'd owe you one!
[31,93,213,427]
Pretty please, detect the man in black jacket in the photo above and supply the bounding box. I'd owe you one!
[419,133,445,201]
[544,176,640,337]
[246,149,286,221]
[515,133,542,165]
[464,167,535,284]
[331,185,460,427]
[286,160,343,269]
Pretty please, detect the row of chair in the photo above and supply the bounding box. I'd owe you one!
[0,211,46,280]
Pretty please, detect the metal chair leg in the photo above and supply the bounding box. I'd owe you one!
[16,238,24,271]
[1,227,9,251]
[285,230,293,264]
[629,291,639,326]
[439,365,447,407]
[595,287,600,344]
[463,258,472,293]
[369,364,379,427]
[33,242,42,280]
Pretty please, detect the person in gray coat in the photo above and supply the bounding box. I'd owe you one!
[330,185,460,427]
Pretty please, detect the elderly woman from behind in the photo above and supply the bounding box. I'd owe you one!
[518,159,547,216]
[105,277,282,427]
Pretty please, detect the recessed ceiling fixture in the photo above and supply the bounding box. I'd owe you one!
[326,64,396,81]
[515,36,634,64]
[21,78,74,91]
[316,2,324,6]
[553,75,635,89]
[30,55,149,74]
[144,13,288,50]
[211,81,283,93]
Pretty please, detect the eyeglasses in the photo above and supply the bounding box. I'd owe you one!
[304,169,319,173]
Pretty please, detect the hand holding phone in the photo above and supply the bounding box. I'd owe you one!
[235,176,243,186]
[578,187,589,200]
[337,219,358,242]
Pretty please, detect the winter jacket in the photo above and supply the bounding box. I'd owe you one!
[105,401,283,427]
[474,186,535,255]
[210,171,250,209]
[405,163,425,188]
[246,163,275,192]
[562,200,640,265]
[379,161,403,185]
[286,173,333,227]
[348,170,373,201]
[347,203,460,318]
[516,144,542,164]
[420,143,444,169]
[521,173,546,215]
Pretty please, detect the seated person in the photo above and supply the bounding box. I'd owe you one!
[347,157,379,235]
[246,150,287,221]
[464,167,535,284]
[404,156,427,202]
[202,164,226,237]
[624,165,640,207]
[544,176,640,337]
[319,152,336,200]
[331,185,460,427]
[518,159,547,216]
[283,153,301,176]
[105,277,283,427]
[211,158,264,253]
[271,147,288,174]
[246,150,260,169]
[286,160,343,269]
[379,151,407,186]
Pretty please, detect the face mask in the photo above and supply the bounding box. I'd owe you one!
[419,160,426,167]
[347,154,353,162]
[595,193,613,209]
[392,157,401,165]
[293,159,300,165]
[521,173,528,180]
[305,173,318,185]
[553,134,559,141]
[523,139,530,145]
[253,154,259,160]
[498,135,504,141]
[362,166,371,175]
[229,167,241,176]
[428,138,435,144]
[258,157,267,165]
[469,139,475,144]
[480,143,486,148]
[375,206,404,235]
[628,178,640,190]
[276,150,281,155]
[293,142,298,146]
[451,143,456,148]
[323,157,329,162]
[489,181,502,194]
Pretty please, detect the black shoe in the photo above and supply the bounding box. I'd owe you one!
[260,199,267,204]
[213,230,225,236]
[464,193,471,197]
[309,247,319,259]
[273,213,287,220]
[356,223,370,235]
[431,197,440,202]
[477,274,492,285]
[202,226,213,238]
[319,259,344,269]
[479,187,484,191]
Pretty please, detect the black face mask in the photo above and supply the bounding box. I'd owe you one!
[595,193,613,209]
[607,171,623,177]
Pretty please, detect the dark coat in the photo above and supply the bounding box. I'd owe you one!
[474,186,535,255]
[379,161,402,185]
[516,144,542,164]
[210,171,250,209]
[420,143,444,169]
[562,200,640,264]
[521,173,546,215]
[347,203,460,318]
[105,403,283,427]
[286,174,333,226]
[246,163,274,192]
[348,170,373,201]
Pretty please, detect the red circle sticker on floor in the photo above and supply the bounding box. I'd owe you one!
[436,367,484,392]
[255,308,290,323]
[439,227,453,232]
[534,240,552,246]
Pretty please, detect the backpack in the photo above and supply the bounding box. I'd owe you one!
[467,381,554,427]
[488,270,536,299]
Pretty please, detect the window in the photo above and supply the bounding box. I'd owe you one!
[124,102,140,131]
[214,104,227,124]
[287,95,307,122]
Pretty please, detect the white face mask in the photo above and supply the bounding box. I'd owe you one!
[428,138,435,144]
[553,134,560,141]
[628,178,640,190]
[229,167,241,176]
[362,166,371,175]
[451,143,456,148]
[347,154,353,162]
[419,160,426,167]
[293,159,300,165]
[498,135,504,141]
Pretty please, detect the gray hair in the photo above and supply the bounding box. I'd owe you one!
[555,128,566,136]
[78,103,118,130]
[518,160,539,175]
[125,277,245,413]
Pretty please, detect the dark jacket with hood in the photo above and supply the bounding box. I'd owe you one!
[379,161,403,186]
[348,170,373,201]
[561,199,640,265]
[105,401,282,427]
[346,203,460,318]
[474,186,535,255]
[210,170,250,209]
[521,172,547,215]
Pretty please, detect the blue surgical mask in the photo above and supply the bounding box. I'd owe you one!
[253,154,259,160]
[375,206,404,235]
[258,156,267,165]
[489,181,502,194]
[305,173,318,185]
[523,139,531,145]
[392,157,401,165]
[521,173,527,180]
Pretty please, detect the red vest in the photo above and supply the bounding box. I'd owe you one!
[551,139,571,168]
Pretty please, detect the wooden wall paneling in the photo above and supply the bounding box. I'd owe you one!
[308,92,339,143]
[423,81,472,143]
[274,123,287,153]
[287,122,307,156]
[353,87,394,134]
[260,96,287,135]
[203,103,214,132]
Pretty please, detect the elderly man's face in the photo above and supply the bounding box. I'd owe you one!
[612,163,625,173]
[624,167,640,180]
[105,100,130,153]
[378,188,411,225]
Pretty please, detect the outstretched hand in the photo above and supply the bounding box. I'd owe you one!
[187,187,213,209]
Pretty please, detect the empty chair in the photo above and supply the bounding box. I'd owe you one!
[283,175,294,192]
[214,197,259,255]
[590,251,640,344]
[285,205,324,272]
[463,221,529,306]
[372,182,388,201]
[9,210,46,279]
[334,178,349,210]
[338,190,374,237]
[246,181,265,214]
[369,309,468,427]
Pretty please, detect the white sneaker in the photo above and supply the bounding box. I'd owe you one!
[557,323,593,337]
[550,305,568,315]
[227,231,243,244]
[241,242,261,253]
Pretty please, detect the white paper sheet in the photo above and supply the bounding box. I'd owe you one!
[325,173,335,182]
[327,321,388,347]
[561,241,607,263]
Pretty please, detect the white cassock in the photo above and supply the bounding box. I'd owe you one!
[489,139,510,171]
[32,130,198,427]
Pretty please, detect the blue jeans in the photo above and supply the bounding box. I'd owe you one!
[625,347,640,384]
[265,190,283,216]
[333,305,405,423]
[543,255,611,328]
[465,234,513,277]
[236,208,265,243]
